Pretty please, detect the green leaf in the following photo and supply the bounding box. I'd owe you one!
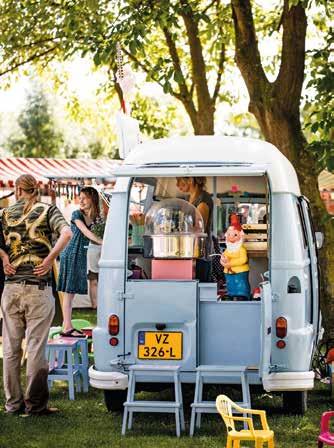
[93,52,101,65]
[163,81,172,94]
[327,156,334,172]
[129,40,137,55]
[86,0,98,10]
[174,70,183,83]
[311,123,319,133]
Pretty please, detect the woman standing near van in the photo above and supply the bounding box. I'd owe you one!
[176,177,213,280]
[58,187,102,337]
[86,195,109,309]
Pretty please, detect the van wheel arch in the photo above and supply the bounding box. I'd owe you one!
[282,391,307,415]
[103,389,127,412]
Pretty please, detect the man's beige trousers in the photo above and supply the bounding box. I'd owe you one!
[1,283,55,413]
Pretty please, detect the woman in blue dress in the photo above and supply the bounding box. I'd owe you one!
[58,187,102,336]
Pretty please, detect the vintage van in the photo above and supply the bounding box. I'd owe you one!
[89,136,321,414]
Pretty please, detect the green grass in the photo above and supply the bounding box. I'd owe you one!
[72,308,97,327]
[0,310,331,447]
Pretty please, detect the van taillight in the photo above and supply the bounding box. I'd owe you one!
[276,317,287,338]
[108,314,119,335]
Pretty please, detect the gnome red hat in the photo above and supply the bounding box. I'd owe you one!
[229,213,242,232]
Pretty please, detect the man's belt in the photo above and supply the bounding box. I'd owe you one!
[5,280,51,289]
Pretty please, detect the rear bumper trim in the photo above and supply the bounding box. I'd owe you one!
[88,366,128,390]
[263,371,314,392]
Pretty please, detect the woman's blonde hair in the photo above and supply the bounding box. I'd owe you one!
[15,174,39,214]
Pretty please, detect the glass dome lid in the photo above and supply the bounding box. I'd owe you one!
[144,198,206,236]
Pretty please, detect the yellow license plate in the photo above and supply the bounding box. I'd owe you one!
[138,331,183,360]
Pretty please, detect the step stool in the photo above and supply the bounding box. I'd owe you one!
[46,337,88,400]
[122,364,185,437]
[73,337,89,392]
[47,337,89,393]
[190,365,251,436]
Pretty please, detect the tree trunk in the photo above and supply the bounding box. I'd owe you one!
[192,111,215,135]
[231,0,334,341]
[297,149,334,340]
[254,106,334,340]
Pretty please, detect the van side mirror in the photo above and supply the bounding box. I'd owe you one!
[315,232,324,249]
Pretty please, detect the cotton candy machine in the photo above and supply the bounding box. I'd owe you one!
[144,198,207,259]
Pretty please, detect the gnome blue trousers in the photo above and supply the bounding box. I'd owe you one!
[225,271,250,299]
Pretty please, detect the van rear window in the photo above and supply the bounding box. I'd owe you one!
[296,201,308,249]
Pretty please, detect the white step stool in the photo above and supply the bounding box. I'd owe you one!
[190,365,251,436]
[122,364,185,437]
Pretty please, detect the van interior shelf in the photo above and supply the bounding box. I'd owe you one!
[247,249,268,258]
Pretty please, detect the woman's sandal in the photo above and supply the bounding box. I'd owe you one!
[60,328,86,338]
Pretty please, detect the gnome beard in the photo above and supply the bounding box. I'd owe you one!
[226,239,243,253]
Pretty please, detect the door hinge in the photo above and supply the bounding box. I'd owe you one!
[117,291,134,301]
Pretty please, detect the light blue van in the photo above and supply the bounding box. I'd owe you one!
[89,136,321,414]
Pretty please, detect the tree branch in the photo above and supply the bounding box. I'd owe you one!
[231,0,269,98]
[274,0,307,113]
[203,0,218,15]
[16,37,61,50]
[123,46,199,127]
[162,27,197,114]
[0,46,58,77]
[122,47,174,93]
[179,0,213,116]
[212,42,225,104]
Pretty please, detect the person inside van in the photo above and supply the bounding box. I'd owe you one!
[176,177,213,281]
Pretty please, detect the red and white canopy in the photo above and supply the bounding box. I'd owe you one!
[0,157,122,187]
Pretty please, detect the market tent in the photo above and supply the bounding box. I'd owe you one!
[0,157,122,187]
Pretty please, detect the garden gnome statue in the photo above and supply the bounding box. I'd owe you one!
[220,214,251,300]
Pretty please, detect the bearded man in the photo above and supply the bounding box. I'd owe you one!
[220,214,250,300]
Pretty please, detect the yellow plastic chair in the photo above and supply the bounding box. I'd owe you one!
[216,394,275,448]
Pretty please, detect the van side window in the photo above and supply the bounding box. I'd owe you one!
[287,276,301,293]
[296,201,308,249]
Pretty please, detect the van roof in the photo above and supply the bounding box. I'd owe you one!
[121,136,300,195]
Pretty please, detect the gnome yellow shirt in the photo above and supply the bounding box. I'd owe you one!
[223,245,249,274]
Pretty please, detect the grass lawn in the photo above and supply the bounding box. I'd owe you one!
[0,309,331,448]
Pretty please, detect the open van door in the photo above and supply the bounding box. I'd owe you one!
[260,281,272,388]
[299,197,320,341]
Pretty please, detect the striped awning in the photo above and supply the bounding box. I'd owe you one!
[0,157,122,187]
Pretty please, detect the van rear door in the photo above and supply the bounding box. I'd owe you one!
[260,281,272,382]
[299,197,320,339]
[124,280,197,370]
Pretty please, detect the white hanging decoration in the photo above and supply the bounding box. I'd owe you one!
[115,111,141,159]
[115,42,141,159]
[116,65,136,98]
